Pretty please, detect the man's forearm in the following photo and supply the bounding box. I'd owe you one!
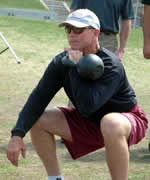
[115,19,132,61]
[119,19,132,53]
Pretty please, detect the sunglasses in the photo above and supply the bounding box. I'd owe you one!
[65,26,94,34]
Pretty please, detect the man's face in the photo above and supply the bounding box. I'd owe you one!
[65,25,97,51]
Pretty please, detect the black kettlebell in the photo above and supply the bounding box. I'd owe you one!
[62,54,104,80]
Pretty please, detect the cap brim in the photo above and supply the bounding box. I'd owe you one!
[59,19,89,28]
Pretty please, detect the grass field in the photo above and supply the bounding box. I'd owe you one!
[0,0,47,11]
[0,0,71,10]
[0,12,150,180]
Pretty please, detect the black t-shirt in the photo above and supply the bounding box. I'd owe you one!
[142,0,150,5]
[11,48,137,138]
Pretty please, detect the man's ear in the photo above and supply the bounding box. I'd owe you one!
[95,30,100,37]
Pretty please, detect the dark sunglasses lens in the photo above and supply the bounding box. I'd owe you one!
[73,28,84,34]
[65,26,85,34]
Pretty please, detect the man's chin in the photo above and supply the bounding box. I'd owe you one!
[71,47,80,50]
[69,43,80,50]
[70,45,82,51]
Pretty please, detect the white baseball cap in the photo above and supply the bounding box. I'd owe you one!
[59,9,100,30]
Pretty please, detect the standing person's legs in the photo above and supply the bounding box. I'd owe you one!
[30,107,72,176]
[99,33,118,52]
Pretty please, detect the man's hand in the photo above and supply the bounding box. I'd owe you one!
[6,136,26,167]
[143,45,150,59]
[64,48,83,62]
[115,48,124,62]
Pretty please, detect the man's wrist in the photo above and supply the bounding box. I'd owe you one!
[119,47,125,54]
[11,129,25,138]
[11,136,22,141]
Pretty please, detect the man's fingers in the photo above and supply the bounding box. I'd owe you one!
[14,150,20,166]
[64,48,71,56]
[68,50,83,62]
[64,48,83,62]
[7,150,19,167]
[6,136,26,166]
[8,147,25,166]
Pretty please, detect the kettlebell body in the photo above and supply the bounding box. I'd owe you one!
[77,54,104,80]
[62,54,104,80]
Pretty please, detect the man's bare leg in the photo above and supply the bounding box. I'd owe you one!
[101,113,131,180]
[30,108,72,176]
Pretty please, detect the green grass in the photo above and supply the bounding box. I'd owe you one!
[0,0,71,10]
[0,0,46,10]
[0,16,150,180]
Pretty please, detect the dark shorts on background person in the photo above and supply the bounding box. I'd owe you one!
[59,105,148,160]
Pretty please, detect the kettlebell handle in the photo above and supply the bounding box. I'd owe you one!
[61,56,77,67]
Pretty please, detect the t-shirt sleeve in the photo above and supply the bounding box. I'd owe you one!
[121,0,134,20]
[142,0,150,5]
[70,0,84,9]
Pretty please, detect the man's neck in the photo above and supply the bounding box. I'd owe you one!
[83,46,100,55]
[83,39,100,55]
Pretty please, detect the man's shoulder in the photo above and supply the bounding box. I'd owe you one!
[54,51,66,61]
[98,48,124,73]
[52,51,67,64]
[98,48,120,62]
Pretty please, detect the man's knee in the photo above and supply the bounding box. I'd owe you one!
[30,109,53,133]
[100,113,131,139]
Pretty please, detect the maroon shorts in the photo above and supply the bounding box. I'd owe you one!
[59,105,148,160]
